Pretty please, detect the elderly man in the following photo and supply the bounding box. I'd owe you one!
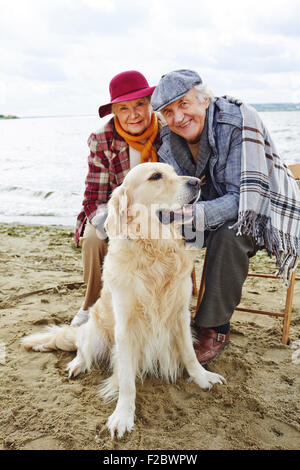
[151,69,300,365]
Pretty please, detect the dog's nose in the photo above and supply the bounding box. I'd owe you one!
[186,178,201,187]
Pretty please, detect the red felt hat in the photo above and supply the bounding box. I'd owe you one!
[98,70,156,118]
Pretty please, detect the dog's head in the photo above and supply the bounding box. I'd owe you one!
[105,162,202,240]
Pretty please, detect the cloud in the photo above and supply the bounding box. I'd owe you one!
[254,2,300,37]
[1,0,300,115]
[45,0,147,37]
[211,36,300,74]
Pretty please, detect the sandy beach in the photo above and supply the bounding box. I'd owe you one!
[0,223,299,451]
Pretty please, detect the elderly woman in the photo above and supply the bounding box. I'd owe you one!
[72,70,162,326]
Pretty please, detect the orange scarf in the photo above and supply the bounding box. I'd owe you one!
[114,112,158,163]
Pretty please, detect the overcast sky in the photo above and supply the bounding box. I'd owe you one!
[1,0,300,116]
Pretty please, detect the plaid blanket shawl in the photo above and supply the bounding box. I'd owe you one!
[232,103,300,284]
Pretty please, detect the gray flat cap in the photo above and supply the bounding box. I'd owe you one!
[151,69,202,111]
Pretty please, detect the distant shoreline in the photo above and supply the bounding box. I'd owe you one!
[0,114,19,119]
[252,103,300,112]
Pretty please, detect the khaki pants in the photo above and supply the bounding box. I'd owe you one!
[80,222,108,310]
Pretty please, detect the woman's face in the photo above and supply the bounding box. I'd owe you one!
[114,97,152,135]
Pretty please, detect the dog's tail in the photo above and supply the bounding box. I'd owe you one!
[21,325,78,352]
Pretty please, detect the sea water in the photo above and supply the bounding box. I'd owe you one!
[0,111,299,228]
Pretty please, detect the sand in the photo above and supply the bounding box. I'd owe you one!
[0,224,299,451]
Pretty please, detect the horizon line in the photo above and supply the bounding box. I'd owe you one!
[2,102,300,119]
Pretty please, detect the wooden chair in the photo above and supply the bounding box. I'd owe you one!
[288,163,300,184]
[192,163,300,345]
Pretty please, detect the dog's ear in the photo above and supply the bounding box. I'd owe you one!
[105,185,130,239]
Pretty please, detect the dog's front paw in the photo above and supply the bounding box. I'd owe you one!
[107,407,134,439]
[66,356,86,378]
[195,370,226,390]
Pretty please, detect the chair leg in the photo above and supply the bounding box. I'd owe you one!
[192,267,197,296]
[196,252,207,312]
[282,270,296,345]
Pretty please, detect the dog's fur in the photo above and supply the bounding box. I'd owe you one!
[22,162,225,438]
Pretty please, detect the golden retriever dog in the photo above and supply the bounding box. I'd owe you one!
[22,162,225,438]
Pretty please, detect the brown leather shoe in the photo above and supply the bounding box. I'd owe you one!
[193,327,230,365]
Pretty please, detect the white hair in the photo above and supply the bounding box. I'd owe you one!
[193,83,215,103]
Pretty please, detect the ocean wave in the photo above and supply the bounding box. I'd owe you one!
[0,185,80,199]
[0,185,82,222]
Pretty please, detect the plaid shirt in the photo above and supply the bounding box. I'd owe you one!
[75,116,162,246]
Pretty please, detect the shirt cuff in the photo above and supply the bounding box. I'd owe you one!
[193,202,224,231]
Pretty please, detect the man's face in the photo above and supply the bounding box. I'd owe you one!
[161,88,209,143]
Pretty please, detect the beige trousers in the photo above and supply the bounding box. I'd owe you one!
[80,221,108,310]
